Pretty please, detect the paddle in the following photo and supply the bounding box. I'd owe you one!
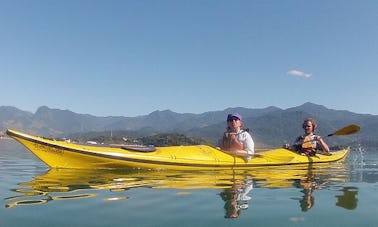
[305,124,361,144]
[327,124,360,137]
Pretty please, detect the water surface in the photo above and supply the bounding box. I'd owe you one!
[1,140,377,226]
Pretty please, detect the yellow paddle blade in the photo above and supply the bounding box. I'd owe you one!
[328,124,360,136]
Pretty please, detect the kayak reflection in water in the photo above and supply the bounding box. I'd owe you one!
[219,178,253,218]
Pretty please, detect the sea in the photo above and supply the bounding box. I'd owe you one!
[1,139,377,227]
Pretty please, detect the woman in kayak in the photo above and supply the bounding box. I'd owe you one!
[219,113,255,159]
[283,118,330,156]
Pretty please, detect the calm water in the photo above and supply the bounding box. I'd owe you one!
[1,139,377,227]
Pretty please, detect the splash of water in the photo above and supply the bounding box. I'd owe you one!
[350,143,366,166]
[348,144,366,183]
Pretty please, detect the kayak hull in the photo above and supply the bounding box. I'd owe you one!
[6,129,349,170]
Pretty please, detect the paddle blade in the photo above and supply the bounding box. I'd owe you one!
[328,124,360,136]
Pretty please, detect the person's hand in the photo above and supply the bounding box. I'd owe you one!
[283,144,290,149]
[229,133,237,141]
[224,132,236,138]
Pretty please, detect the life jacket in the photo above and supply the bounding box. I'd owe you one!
[298,135,318,156]
[222,130,246,151]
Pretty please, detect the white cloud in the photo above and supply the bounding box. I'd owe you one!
[287,70,312,78]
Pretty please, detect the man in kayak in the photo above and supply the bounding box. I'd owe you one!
[283,118,330,156]
[219,113,255,159]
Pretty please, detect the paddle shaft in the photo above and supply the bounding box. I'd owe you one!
[322,124,359,138]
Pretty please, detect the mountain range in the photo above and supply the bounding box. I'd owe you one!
[1,102,376,149]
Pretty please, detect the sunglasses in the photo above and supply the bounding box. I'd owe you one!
[227,118,240,122]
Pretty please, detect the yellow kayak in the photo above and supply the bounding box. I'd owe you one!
[6,129,349,170]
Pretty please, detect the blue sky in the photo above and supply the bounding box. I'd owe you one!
[1,0,377,117]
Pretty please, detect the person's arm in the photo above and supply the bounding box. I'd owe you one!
[231,132,254,158]
[229,134,244,150]
[223,132,254,158]
[221,133,249,157]
[283,136,302,151]
[243,132,254,155]
[315,136,330,153]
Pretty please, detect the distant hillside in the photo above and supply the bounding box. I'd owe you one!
[1,103,376,149]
